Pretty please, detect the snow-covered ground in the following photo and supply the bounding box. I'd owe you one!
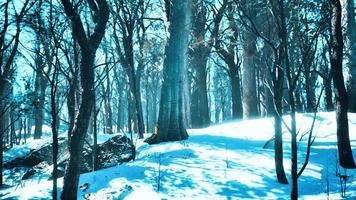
[1,112,356,199]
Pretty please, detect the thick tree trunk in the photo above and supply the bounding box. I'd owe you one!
[145,0,189,144]
[229,69,243,119]
[330,0,356,169]
[242,9,258,119]
[183,66,192,128]
[189,1,210,127]
[345,0,356,112]
[261,45,274,117]
[190,59,210,127]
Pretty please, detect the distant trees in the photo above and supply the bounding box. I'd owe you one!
[111,0,146,139]
[215,1,242,119]
[145,0,189,144]
[58,0,109,199]
[0,0,32,186]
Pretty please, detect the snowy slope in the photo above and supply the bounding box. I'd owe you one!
[1,112,356,200]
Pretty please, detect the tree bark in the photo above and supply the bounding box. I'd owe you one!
[189,0,211,128]
[330,0,356,169]
[242,2,258,119]
[145,0,189,144]
[345,0,356,112]
[59,0,109,199]
[229,69,243,119]
[272,52,288,184]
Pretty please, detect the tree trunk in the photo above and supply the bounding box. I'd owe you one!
[0,101,5,186]
[67,75,76,142]
[324,77,333,111]
[277,0,298,197]
[330,0,356,169]
[50,68,58,200]
[273,58,288,184]
[103,65,113,134]
[61,50,97,200]
[33,60,46,139]
[145,0,189,144]
[345,0,356,112]
[229,69,243,119]
[10,105,15,148]
[189,0,210,127]
[60,0,109,199]
[242,5,258,119]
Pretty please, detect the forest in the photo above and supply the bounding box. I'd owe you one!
[0,0,356,199]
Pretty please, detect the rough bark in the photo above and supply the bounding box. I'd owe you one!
[145,0,189,144]
[189,0,211,128]
[345,0,356,112]
[242,2,258,119]
[330,0,356,169]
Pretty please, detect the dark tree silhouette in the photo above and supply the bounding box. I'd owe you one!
[59,0,109,199]
[330,0,356,169]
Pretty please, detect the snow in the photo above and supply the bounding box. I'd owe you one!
[2,112,356,199]
[4,125,62,163]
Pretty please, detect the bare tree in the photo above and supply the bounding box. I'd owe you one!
[330,0,356,169]
[111,0,146,138]
[58,0,109,199]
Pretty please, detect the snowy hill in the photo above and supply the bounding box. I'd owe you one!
[1,112,356,199]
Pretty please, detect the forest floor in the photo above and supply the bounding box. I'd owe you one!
[1,112,356,199]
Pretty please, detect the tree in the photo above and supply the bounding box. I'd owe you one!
[215,1,242,119]
[236,0,290,185]
[111,0,146,139]
[145,0,189,144]
[330,0,356,169]
[189,0,212,128]
[59,0,109,199]
[345,0,356,112]
[241,0,258,119]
